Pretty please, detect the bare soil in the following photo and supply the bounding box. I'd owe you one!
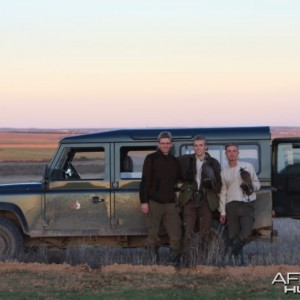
[0,262,296,298]
[0,261,296,279]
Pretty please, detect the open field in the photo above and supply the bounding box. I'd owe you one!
[0,162,47,183]
[0,262,296,299]
[1,126,300,162]
[1,128,300,298]
[0,131,76,162]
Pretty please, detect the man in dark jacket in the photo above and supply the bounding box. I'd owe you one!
[140,131,182,265]
[177,136,221,265]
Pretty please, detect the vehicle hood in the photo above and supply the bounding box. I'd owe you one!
[0,182,43,194]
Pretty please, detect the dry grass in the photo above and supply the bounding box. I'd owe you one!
[0,131,79,162]
[4,219,295,268]
[0,132,68,145]
[0,262,283,299]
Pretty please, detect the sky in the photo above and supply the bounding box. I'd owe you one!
[1,0,299,129]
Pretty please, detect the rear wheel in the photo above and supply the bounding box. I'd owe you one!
[0,217,24,260]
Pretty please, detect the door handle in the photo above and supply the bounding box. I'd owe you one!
[276,185,284,191]
[92,196,104,203]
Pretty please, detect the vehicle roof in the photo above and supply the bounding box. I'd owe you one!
[272,137,300,144]
[60,126,271,144]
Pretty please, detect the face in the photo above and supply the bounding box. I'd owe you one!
[225,145,239,162]
[158,137,173,155]
[193,139,207,158]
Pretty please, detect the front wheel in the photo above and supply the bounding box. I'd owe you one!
[0,217,24,260]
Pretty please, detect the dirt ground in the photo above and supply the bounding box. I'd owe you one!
[0,261,298,289]
[0,261,298,300]
[1,261,298,278]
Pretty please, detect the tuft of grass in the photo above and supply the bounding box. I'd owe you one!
[0,148,55,162]
[243,218,300,266]
[187,225,228,266]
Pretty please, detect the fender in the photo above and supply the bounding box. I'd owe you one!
[0,203,28,233]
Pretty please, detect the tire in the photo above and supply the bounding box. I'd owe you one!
[0,217,24,260]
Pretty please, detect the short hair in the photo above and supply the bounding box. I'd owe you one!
[193,135,207,145]
[225,143,239,150]
[158,131,173,142]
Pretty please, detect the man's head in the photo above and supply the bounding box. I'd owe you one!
[157,131,173,155]
[225,143,239,163]
[193,135,207,159]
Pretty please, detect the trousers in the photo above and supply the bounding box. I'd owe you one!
[225,200,255,242]
[146,200,182,250]
[182,199,212,256]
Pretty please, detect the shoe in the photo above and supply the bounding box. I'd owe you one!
[231,238,245,256]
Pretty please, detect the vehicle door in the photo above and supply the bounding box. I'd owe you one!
[43,143,113,235]
[272,138,300,217]
[112,143,156,234]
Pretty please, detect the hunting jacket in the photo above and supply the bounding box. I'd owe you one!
[177,152,222,195]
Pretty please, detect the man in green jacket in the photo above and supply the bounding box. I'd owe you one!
[178,136,221,266]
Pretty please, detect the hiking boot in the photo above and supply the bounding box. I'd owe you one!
[231,238,245,256]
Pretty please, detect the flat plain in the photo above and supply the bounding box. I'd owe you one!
[1,128,300,299]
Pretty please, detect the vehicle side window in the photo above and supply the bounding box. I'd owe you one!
[180,144,260,173]
[120,147,156,179]
[277,143,300,174]
[236,145,260,173]
[51,147,105,180]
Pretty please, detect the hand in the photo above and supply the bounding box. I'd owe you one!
[203,178,213,189]
[220,215,226,224]
[141,203,149,215]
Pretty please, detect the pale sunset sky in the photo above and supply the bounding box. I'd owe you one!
[1,0,299,129]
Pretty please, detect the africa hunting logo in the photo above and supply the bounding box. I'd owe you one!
[272,272,300,294]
